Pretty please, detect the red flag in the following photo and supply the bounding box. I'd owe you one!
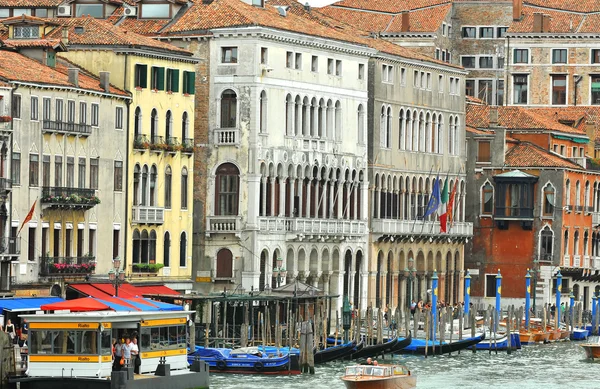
[18,199,37,235]
[439,213,448,233]
[447,181,458,228]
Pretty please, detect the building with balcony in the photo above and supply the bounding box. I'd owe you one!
[0,82,15,290]
[465,102,600,309]
[0,19,131,294]
[41,17,197,290]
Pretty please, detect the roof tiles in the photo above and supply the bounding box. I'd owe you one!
[328,0,451,14]
[504,141,582,169]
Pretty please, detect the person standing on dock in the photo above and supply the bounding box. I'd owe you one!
[131,337,140,374]
[122,337,133,368]
[410,301,417,317]
[113,339,123,371]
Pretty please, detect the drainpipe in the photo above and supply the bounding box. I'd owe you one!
[505,36,510,106]
[8,84,17,290]
[123,54,130,273]
[574,74,582,106]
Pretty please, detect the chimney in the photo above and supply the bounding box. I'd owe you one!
[542,14,551,33]
[400,11,410,32]
[202,0,213,3]
[100,71,110,93]
[304,2,311,12]
[533,13,543,32]
[68,68,79,88]
[489,106,498,127]
[61,26,68,46]
[513,0,522,21]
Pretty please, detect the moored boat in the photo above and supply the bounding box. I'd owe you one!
[314,341,357,364]
[519,331,535,345]
[341,364,416,389]
[401,333,485,356]
[351,337,398,360]
[572,328,589,341]
[188,347,301,375]
[580,337,600,360]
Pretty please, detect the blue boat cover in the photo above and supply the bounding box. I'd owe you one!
[0,297,64,312]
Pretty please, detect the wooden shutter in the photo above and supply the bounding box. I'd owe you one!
[140,65,148,88]
[186,71,195,94]
[157,67,165,90]
[172,70,180,93]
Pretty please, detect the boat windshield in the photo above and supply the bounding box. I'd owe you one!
[345,366,362,376]
[393,366,409,375]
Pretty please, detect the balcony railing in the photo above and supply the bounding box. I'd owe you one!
[494,206,534,219]
[0,236,19,256]
[133,134,151,151]
[39,256,96,276]
[41,187,99,209]
[595,257,600,269]
[584,255,590,268]
[370,219,473,237]
[574,255,581,267]
[565,205,573,213]
[182,138,194,154]
[214,128,240,146]
[593,212,600,225]
[42,120,92,136]
[258,216,367,236]
[575,205,584,213]
[150,135,166,152]
[0,117,12,135]
[206,216,241,235]
[132,205,164,224]
[563,255,570,267]
[585,206,594,214]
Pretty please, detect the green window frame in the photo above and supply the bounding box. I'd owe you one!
[135,64,148,88]
[151,66,165,91]
[183,71,196,95]
[166,69,180,93]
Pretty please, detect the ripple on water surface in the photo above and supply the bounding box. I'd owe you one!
[210,341,599,389]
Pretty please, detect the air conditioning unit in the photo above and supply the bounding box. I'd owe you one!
[123,6,137,16]
[57,5,72,16]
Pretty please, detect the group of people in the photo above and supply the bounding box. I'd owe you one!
[112,336,141,374]
[2,319,27,346]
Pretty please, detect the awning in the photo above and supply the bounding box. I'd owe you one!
[92,283,137,298]
[135,285,180,295]
[41,297,111,312]
[115,297,159,311]
[96,298,138,312]
[553,134,589,144]
[68,284,113,299]
[0,297,64,312]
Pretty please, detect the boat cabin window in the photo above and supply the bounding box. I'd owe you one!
[345,366,360,375]
[373,367,385,376]
[30,329,111,355]
[394,366,408,375]
[140,324,187,351]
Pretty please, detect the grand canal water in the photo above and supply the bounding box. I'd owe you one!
[210,340,598,388]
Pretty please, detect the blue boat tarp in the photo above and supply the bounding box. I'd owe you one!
[0,297,64,312]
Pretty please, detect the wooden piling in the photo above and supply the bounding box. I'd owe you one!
[299,321,315,374]
[470,310,476,353]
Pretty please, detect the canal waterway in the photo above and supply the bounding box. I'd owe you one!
[211,340,598,388]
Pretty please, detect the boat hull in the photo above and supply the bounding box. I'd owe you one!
[572,329,589,341]
[400,334,485,356]
[580,344,600,360]
[315,341,357,364]
[341,375,417,389]
[351,338,398,360]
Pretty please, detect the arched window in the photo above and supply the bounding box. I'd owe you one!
[584,230,590,256]
[165,166,172,209]
[150,109,158,143]
[585,181,591,210]
[448,115,454,155]
[181,167,188,210]
[540,226,553,261]
[437,114,444,154]
[432,113,438,153]
[357,104,365,145]
[149,230,157,264]
[260,90,267,133]
[399,109,405,150]
[164,231,171,267]
[132,229,141,263]
[326,99,333,139]
[386,106,392,148]
[215,163,240,215]
[165,110,172,142]
[286,94,293,135]
[481,182,493,215]
[134,107,142,139]
[566,179,571,206]
[150,165,157,206]
[576,180,581,206]
[302,97,309,136]
[564,229,569,257]
[182,112,189,141]
[454,117,460,155]
[216,248,233,278]
[294,95,301,136]
[574,230,580,256]
[318,98,325,137]
[141,229,149,264]
[335,100,342,141]
[141,165,148,206]
[418,112,425,151]
[427,113,433,152]
[180,231,187,267]
[220,89,237,128]
[380,105,386,147]
[543,184,555,217]
[405,110,412,151]
[310,97,317,137]
[412,110,419,151]
[133,164,140,205]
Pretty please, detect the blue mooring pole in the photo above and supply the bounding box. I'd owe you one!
[495,270,502,333]
[592,293,598,332]
[432,270,439,342]
[464,271,471,317]
[525,269,531,331]
[556,271,562,325]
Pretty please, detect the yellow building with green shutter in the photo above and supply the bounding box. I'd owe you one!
[46,17,197,288]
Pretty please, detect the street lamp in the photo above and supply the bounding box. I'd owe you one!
[108,257,126,297]
[272,257,287,288]
[404,257,416,309]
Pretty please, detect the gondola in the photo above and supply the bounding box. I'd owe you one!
[188,346,301,375]
[389,333,412,353]
[314,340,357,364]
[350,336,398,359]
[400,333,485,355]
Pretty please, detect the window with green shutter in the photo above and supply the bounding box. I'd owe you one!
[167,69,180,93]
[135,64,148,88]
[151,66,165,90]
[183,71,196,95]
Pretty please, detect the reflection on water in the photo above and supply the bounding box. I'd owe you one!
[210,341,596,389]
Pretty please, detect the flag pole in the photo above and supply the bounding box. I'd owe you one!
[18,197,38,236]
[420,168,439,235]
[411,166,434,233]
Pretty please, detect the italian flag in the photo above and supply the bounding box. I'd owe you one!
[438,178,449,233]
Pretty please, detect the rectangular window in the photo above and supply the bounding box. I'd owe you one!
[182,71,195,94]
[78,157,86,189]
[327,58,334,75]
[593,49,600,64]
[497,27,508,38]
[478,80,493,104]
[79,101,87,124]
[462,27,476,38]
[14,25,38,39]
[479,56,493,68]
[414,70,419,87]
[67,100,75,123]
[420,71,426,89]
[54,155,62,187]
[115,107,123,129]
[295,53,302,70]
[90,158,98,190]
[479,27,494,38]
[477,141,491,163]
[12,94,21,119]
[28,227,35,262]
[435,48,440,60]
[514,49,529,64]
[77,227,84,257]
[561,145,565,155]
[311,55,318,72]
[513,74,528,104]
[552,49,567,64]
[358,63,364,80]
[114,161,123,191]
[150,66,165,90]
[461,56,475,68]
[552,75,567,105]
[42,155,50,187]
[260,47,268,64]
[29,154,39,187]
[88,229,96,257]
[75,3,102,17]
[465,79,475,97]
[66,157,74,187]
[181,173,188,210]
[427,73,432,89]
[335,60,342,76]
[55,99,63,122]
[442,23,446,36]
[11,152,20,186]
[486,274,497,297]
[439,75,444,92]
[134,64,148,88]
[286,51,293,68]
[166,68,180,93]
[42,97,51,121]
[221,47,238,63]
[400,68,406,85]
[591,75,600,104]
[497,79,505,105]
[113,229,119,259]
[91,103,99,126]
[497,57,505,69]
[140,3,169,18]
[30,96,38,120]
[441,50,446,62]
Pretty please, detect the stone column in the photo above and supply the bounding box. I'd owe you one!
[279,175,287,216]
[297,177,304,218]
[261,177,268,217]
[270,176,277,216]
[246,174,261,229]
[329,180,335,218]
[345,182,352,220]
[306,179,312,218]
[321,180,328,219]
[337,180,344,219]
[289,176,296,217]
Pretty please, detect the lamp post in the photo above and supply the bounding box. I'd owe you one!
[404,258,416,309]
[272,257,287,289]
[342,296,351,342]
[108,257,126,297]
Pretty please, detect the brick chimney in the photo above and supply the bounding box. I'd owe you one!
[68,68,79,88]
[400,11,410,32]
[489,106,498,127]
[99,71,110,93]
[542,14,551,33]
[533,13,543,32]
[61,26,68,46]
[513,0,523,21]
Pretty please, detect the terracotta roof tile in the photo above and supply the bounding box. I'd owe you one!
[0,0,62,7]
[2,38,63,48]
[2,14,57,24]
[117,17,170,36]
[317,7,394,32]
[0,49,128,96]
[577,13,600,33]
[505,141,582,169]
[466,104,587,135]
[527,106,600,141]
[45,16,192,55]
[327,0,451,14]
[523,0,600,13]
[508,6,584,33]
[386,4,452,33]
[466,125,494,135]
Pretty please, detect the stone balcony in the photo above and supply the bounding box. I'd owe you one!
[370,219,473,238]
[42,120,92,137]
[258,216,367,239]
[42,187,99,210]
[132,205,164,224]
[39,255,96,277]
[593,212,600,225]
[0,117,12,136]
[214,128,240,147]
[206,216,242,236]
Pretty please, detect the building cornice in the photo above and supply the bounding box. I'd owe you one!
[6,80,131,100]
[374,52,468,75]
[65,45,198,63]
